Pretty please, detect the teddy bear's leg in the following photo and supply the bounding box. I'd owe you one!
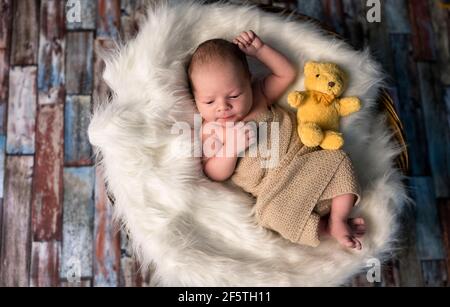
[320,130,344,150]
[299,122,324,147]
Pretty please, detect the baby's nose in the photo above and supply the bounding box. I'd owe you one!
[328,81,336,88]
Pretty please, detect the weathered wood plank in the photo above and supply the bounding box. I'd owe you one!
[295,0,324,22]
[445,87,450,129]
[64,95,93,166]
[30,241,60,287]
[409,177,445,260]
[38,0,65,105]
[65,31,94,95]
[421,260,448,287]
[11,0,39,65]
[60,279,92,287]
[32,104,64,241]
[0,49,8,134]
[417,62,450,198]
[119,229,152,287]
[321,0,346,37]
[0,135,5,198]
[65,0,96,30]
[97,0,120,40]
[93,38,114,106]
[380,260,401,287]
[6,66,37,155]
[428,0,450,85]
[408,0,437,61]
[60,167,95,281]
[120,0,148,42]
[341,0,364,50]
[438,199,450,285]
[0,0,12,49]
[384,0,411,34]
[94,167,120,287]
[0,156,34,287]
[397,204,424,286]
[389,34,430,176]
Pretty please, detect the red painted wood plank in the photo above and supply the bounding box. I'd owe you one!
[30,241,60,287]
[97,0,120,40]
[11,0,39,65]
[321,0,346,36]
[0,156,34,287]
[38,0,65,105]
[65,31,94,95]
[7,66,37,155]
[0,0,12,49]
[408,0,437,61]
[0,49,8,134]
[341,0,364,50]
[32,103,64,241]
[94,167,120,286]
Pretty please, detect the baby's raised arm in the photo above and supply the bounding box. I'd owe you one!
[233,30,297,104]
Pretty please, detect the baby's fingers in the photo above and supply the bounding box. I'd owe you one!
[240,31,252,44]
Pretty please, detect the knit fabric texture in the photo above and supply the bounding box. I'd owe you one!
[230,104,360,247]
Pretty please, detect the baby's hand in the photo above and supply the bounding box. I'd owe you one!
[225,122,257,157]
[233,30,264,57]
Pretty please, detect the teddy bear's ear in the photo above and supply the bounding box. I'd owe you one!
[304,61,317,75]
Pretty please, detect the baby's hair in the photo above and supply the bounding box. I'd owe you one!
[187,38,251,91]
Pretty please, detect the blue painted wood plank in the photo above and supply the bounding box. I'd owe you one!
[65,31,93,95]
[94,168,120,287]
[384,0,412,34]
[295,0,324,22]
[61,166,95,281]
[0,156,34,286]
[96,0,120,40]
[409,177,445,260]
[65,0,96,30]
[389,34,430,176]
[64,95,92,166]
[417,62,450,198]
[429,0,450,84]
[38,0,65,105]
[6,66,37,155]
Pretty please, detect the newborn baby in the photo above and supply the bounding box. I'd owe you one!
[187,30,366,249]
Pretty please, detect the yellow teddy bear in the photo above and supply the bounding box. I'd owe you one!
[287,61,361,150]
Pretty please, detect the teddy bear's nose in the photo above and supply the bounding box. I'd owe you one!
[328,82,336,88]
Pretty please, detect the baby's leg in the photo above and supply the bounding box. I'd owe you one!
[328,193,363,249]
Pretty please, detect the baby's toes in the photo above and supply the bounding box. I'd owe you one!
[353,237,362,250]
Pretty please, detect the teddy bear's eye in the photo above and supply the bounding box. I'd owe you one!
[316,74,320,78]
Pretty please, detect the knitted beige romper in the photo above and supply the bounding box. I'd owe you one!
[230,103,361,247]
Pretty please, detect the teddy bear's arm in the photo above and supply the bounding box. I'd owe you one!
[288,91,307,108]
[337,97,361,116]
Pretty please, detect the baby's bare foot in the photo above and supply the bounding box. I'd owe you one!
[329,217,365,250]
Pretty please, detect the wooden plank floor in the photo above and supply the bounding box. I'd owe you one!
[0,0,448,287]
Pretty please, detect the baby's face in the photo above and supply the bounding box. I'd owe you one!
[191,61,253,125]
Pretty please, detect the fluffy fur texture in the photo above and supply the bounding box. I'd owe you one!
[88,0,408,286]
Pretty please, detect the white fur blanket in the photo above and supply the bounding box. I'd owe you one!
[88,0,407,286]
